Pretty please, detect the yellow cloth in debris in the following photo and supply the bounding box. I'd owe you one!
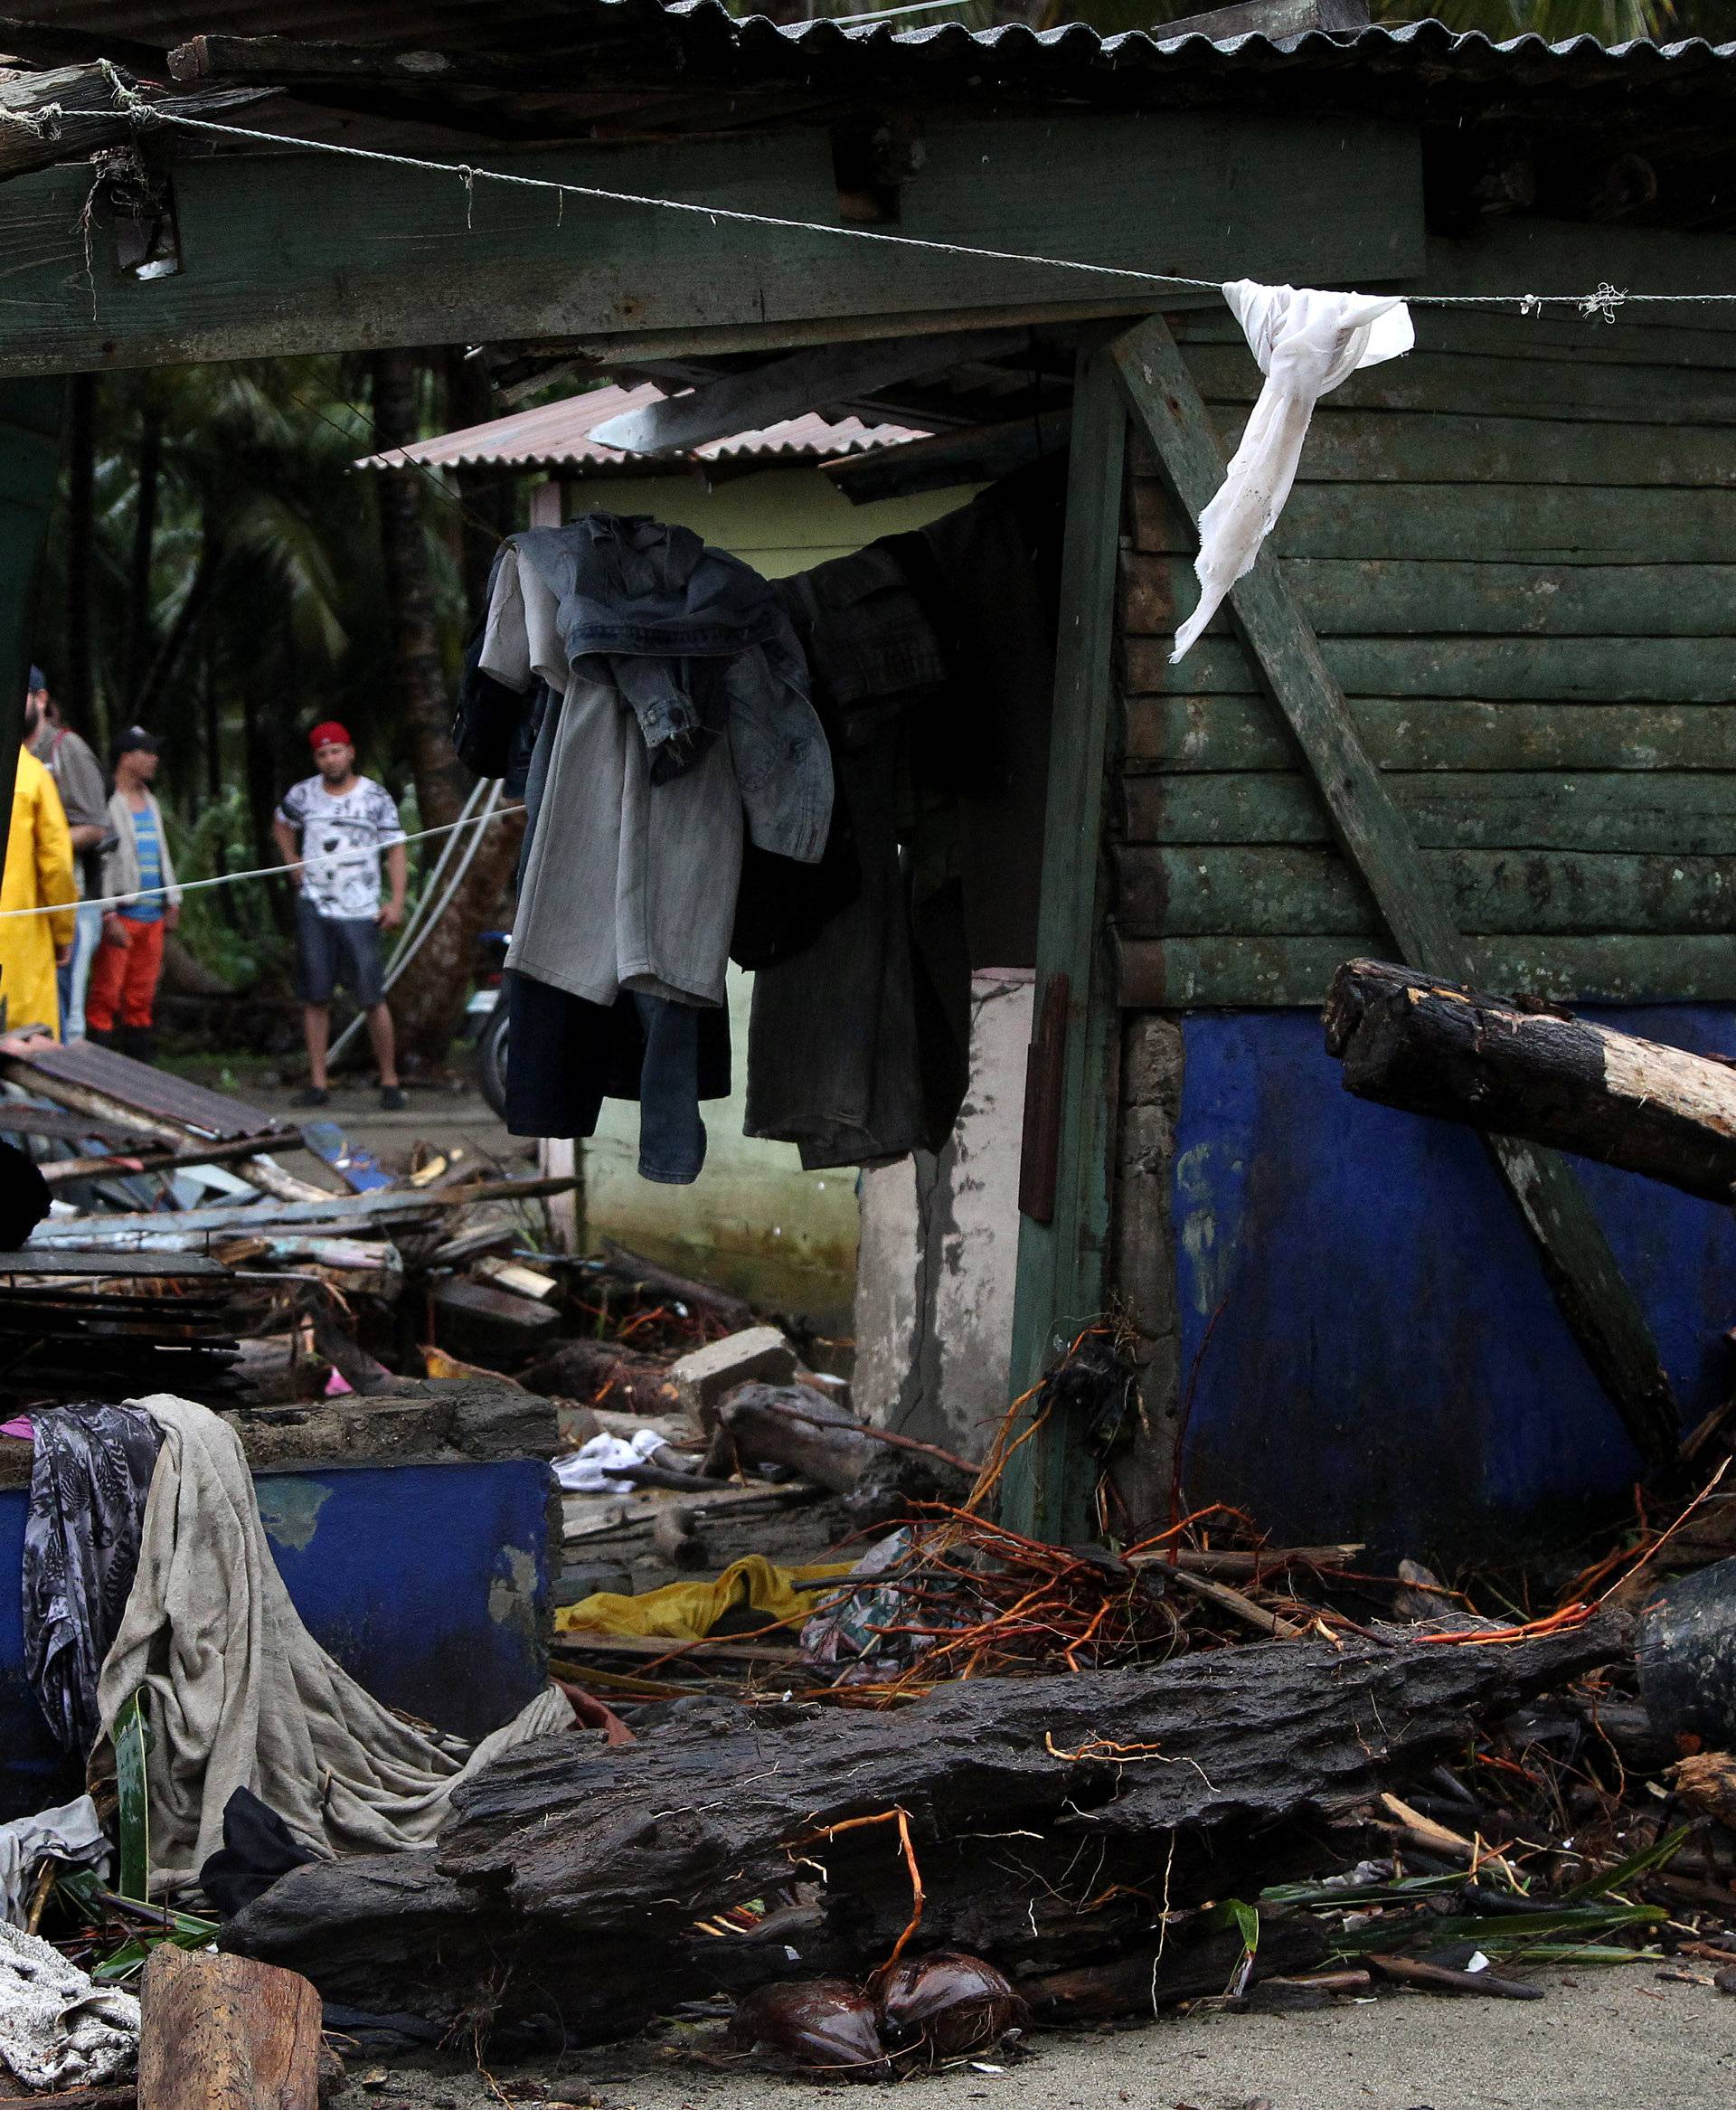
[557,1553,855,1642]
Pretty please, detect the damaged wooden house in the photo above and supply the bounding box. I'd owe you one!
[0,2,1734,1692]
[2,0,1736,2072]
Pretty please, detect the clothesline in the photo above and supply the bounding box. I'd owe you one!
[78,62,1736,322]
[0,801,524,922]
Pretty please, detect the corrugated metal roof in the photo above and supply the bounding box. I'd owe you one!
[355,379,929,473]
[7,3,1735,93]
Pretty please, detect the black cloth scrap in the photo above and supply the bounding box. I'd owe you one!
[199,1786,317,1918]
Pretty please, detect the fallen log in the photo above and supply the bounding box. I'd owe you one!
[222,1613,1626,2040]
[1325,958,1736,1205]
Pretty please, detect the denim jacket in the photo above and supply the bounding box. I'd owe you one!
[514,516,832,865]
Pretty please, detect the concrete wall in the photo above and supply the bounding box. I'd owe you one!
[561,466,980,1335]
[852,972,1033,1462]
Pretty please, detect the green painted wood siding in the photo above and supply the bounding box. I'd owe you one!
[1114,309,1736,1007]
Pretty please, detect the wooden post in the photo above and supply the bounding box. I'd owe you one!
[538,1136,580,1254]
[0,378,64,865]
[137,1947,323,2110]
[1111,316,1679,1467]
[1003,349,1127,1543]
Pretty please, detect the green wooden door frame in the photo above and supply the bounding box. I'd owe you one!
[0,378,65,851]
[1001,348,1127,1545]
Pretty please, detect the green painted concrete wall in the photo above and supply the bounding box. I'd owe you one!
[565,465,980,1330]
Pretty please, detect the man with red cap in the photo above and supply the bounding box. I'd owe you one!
[272,723,408,1109]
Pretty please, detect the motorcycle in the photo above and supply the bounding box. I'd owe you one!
[465,930,511,1119]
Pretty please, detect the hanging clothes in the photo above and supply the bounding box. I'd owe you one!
[1173,279,1413,660]
[745,471,1063,1169]
[23,1404,164,1760]
[748,546,960,1169]
[474,513,829,1183]
[0,750,75,1037]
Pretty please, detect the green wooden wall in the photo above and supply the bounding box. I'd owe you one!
[1115,308,1736,1008]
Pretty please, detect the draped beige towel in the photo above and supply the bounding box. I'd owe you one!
[94,1394,572,1887]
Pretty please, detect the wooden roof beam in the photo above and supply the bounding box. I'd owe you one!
[0,16,165,72]
[166,33,665,94]
[0,64,275,185]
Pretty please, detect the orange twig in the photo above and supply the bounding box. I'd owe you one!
[805,1808,926,1983]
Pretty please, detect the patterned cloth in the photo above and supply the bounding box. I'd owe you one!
[274,776,405,922]
[23,1405,164,1758]
[0,1920,137,2091]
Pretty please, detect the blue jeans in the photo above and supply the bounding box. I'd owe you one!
[57,899,103,1042]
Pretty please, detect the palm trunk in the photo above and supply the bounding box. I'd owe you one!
[126,399,163,707]
[371,348,503,1073]
[61,373,98,745]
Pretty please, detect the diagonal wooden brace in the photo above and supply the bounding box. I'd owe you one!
[1110,314,1678,1467]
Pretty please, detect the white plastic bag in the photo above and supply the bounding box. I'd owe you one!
[1172,280,1413,661]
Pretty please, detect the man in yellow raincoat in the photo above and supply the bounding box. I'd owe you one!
[0,730,76,1036]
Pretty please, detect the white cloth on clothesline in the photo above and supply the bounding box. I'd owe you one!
[1172,280,1414,662]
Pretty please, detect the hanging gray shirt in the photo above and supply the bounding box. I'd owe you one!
[481,547,740,1008]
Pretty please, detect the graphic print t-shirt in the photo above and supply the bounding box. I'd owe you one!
[275,776,406,922]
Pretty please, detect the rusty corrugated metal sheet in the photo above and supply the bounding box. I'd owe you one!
[17,1040,285,1139]
[355,380,929,474]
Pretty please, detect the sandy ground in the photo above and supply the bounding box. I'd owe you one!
[342,1970,1736,2110]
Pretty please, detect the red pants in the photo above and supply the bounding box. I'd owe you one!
[85,915,165,1033]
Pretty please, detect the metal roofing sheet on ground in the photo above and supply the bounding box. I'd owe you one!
[14,1040,285,1138]
[356,379,928,473]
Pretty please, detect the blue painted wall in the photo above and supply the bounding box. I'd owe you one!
[1173,1007,1736,1562]
[1,1457,552,1823]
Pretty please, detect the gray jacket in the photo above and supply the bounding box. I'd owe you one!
[99,790,183,913]
[514,517,832,865]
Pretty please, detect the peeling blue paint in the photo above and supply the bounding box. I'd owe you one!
[1173,1008,1736,1562]
[255,1476,332,1552]
[0,1457,552,1821]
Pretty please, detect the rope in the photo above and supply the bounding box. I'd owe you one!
[74,60,1736,318]
[0,800,524,922]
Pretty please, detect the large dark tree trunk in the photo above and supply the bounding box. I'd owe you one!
[372,348,520,1074]
[61,373,98,744]
[441,345,514,619]
[125,396,163,708]
[222,1614,1626,2039]
[1326,958,1736,1206]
